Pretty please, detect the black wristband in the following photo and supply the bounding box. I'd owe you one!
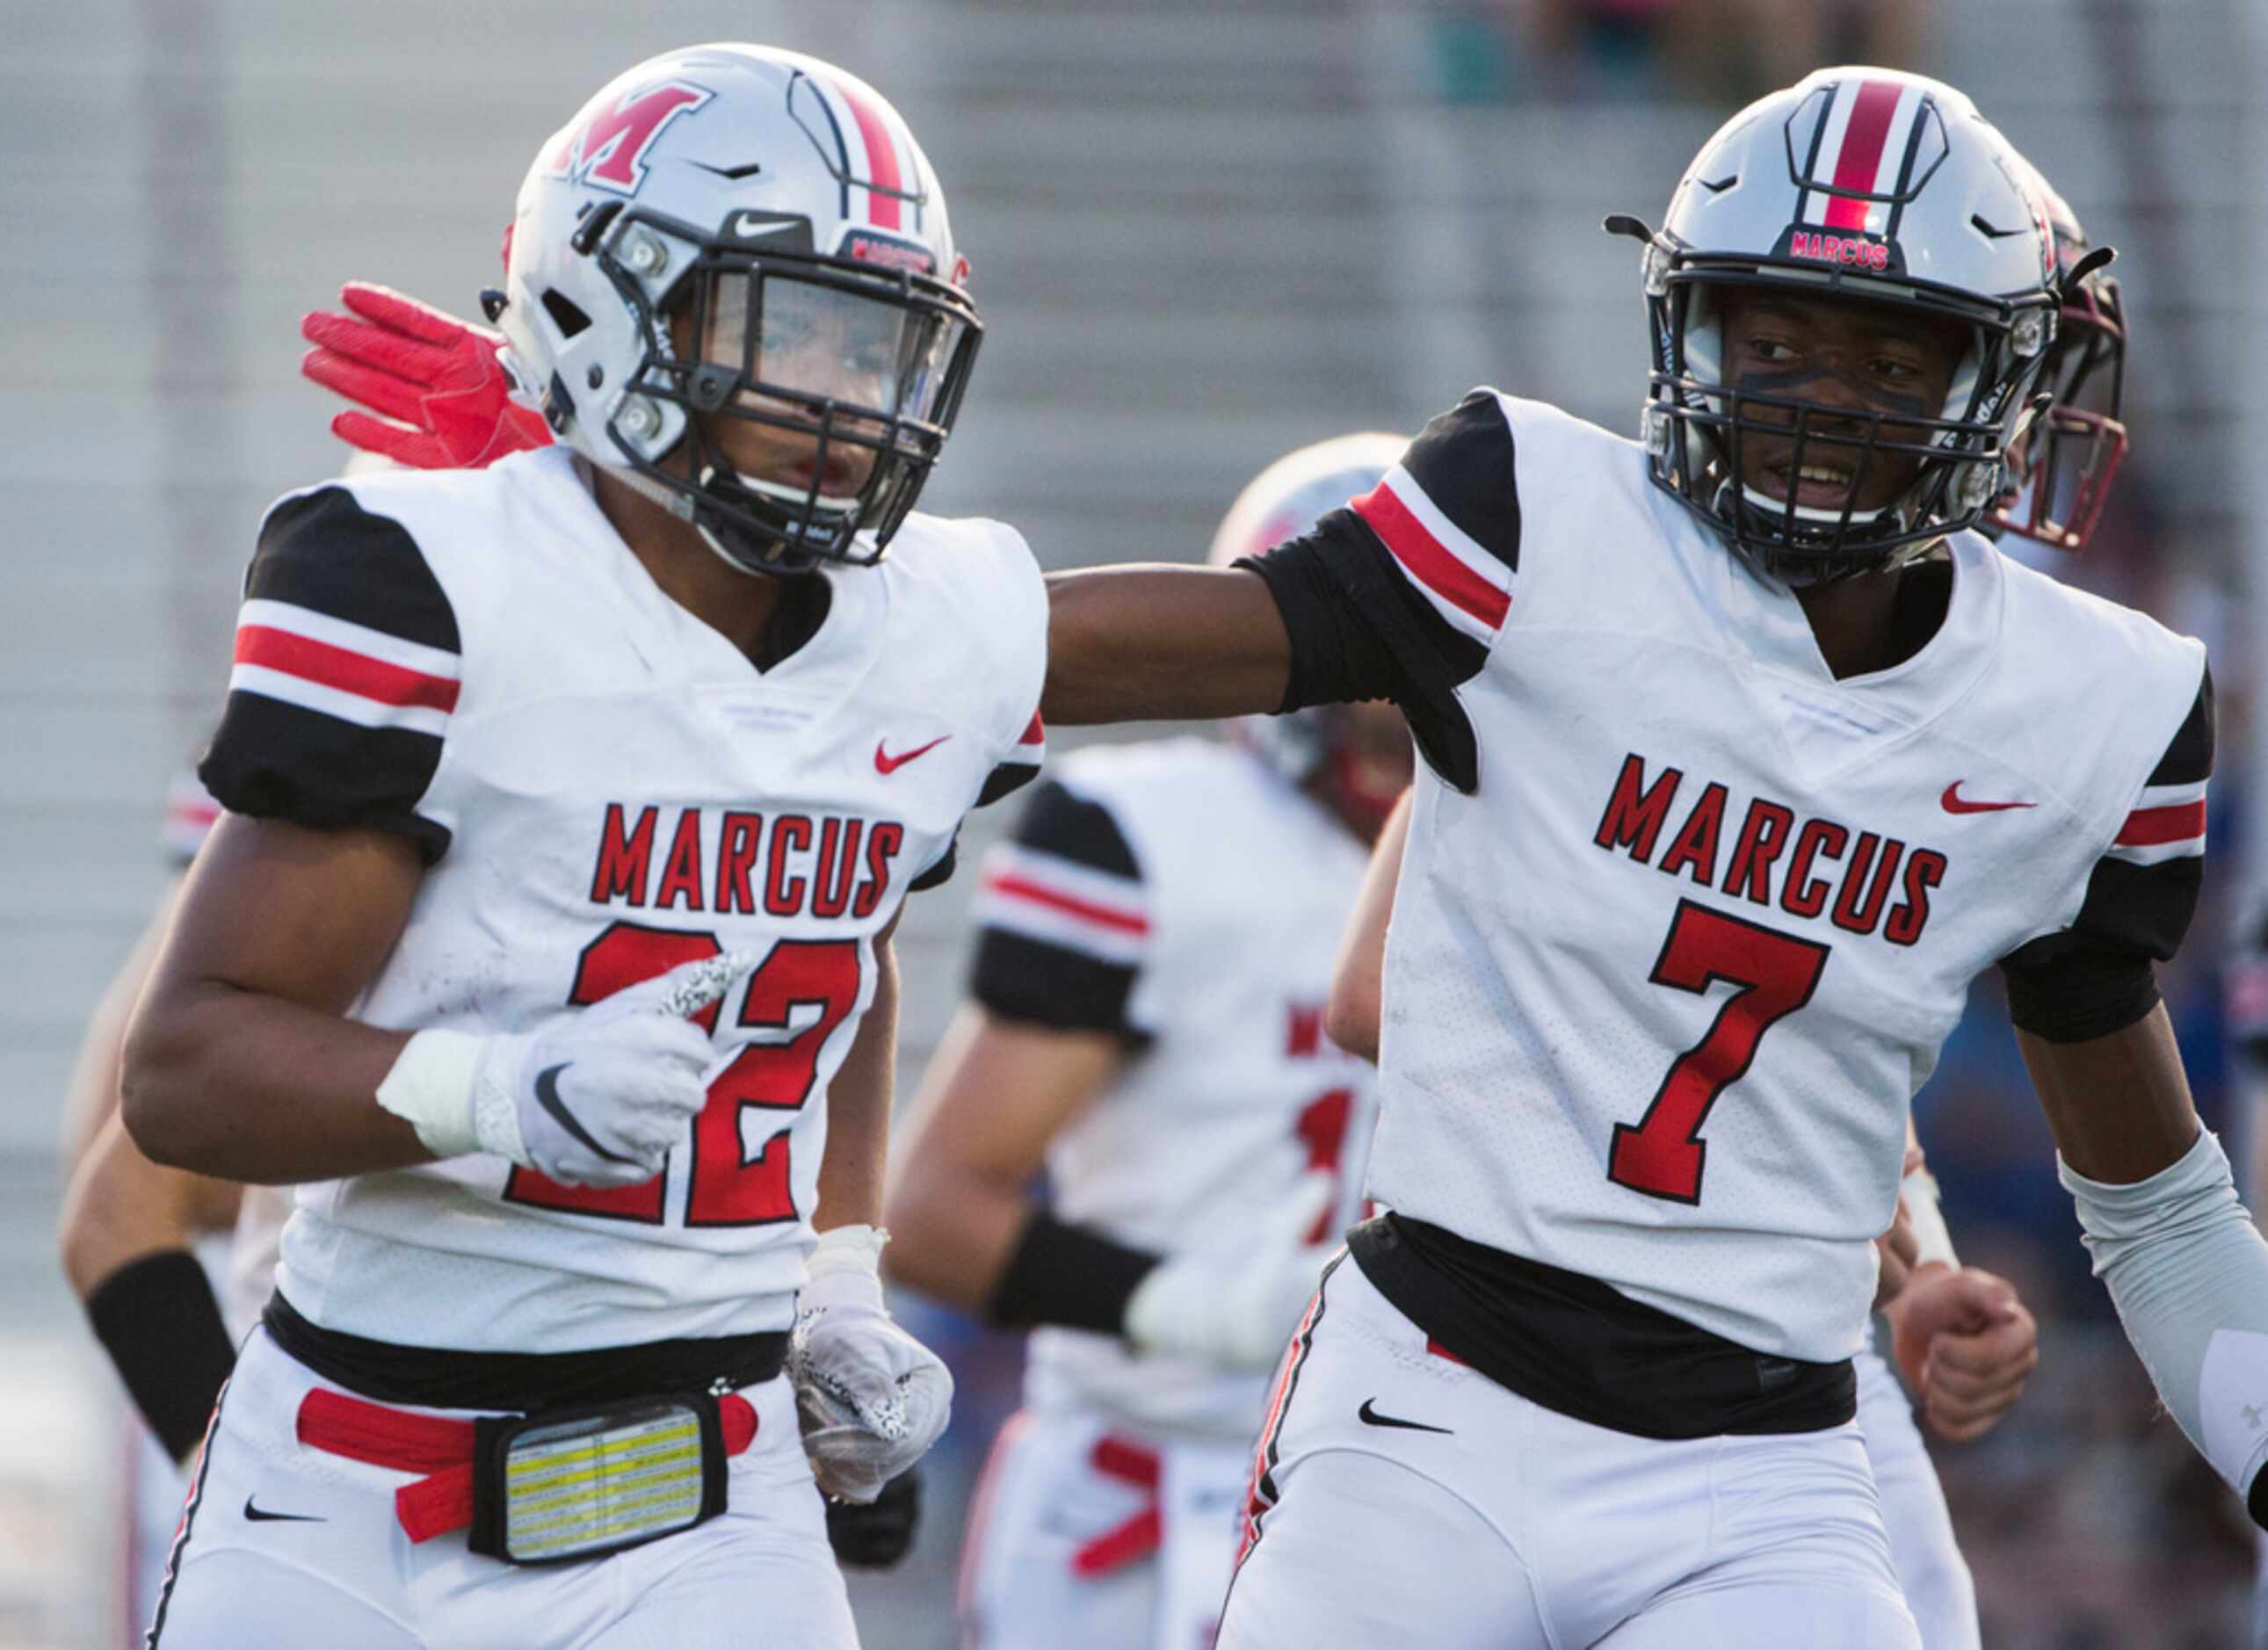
[84,1249,239,1461]
[985,1212,1162,1336]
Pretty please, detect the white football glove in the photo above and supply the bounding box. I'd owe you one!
[789,1226,953,1503]
[376,952,753,1187]
[1125,1171,1338,1372]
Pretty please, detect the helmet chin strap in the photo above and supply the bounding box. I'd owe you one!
[600,459,699,523]
[1709,473,1944,587]
[589,458,787,581]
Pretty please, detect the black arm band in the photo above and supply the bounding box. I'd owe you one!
[1239,535,1414,713]
[84,1249,238,1461]
[1998,942,2162,1044]
[985,1212,1162,1336]
[1242,520,1484,792]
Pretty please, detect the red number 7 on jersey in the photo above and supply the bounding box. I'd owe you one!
[1607,900,1830,1205]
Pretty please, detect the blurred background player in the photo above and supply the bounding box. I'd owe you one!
[881,435,1410,1650]
[54,770,277,1650]
[1983,163,2127,562]
[1329,793,2039,1649]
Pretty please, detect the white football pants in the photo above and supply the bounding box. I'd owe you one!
[958,1408,1249,1650]
[147,1328,856,1649]
[1854,1332,1979,1650]
[1218,1257,1920,1649]
[123,1420,188,1650]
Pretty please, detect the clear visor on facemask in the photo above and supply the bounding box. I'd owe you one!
[702,271,970,437]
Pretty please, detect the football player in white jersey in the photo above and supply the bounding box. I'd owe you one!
[1331,792,2039,1649]
[1273,158,2112,1650]
[284,64,2250,1649]
[1032,69,2259,1648]
[58,774,255,1648]
[880,436,1409,1650]
[118,45,1041,1649]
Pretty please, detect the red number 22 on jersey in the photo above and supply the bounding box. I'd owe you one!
[504,921,862,1227]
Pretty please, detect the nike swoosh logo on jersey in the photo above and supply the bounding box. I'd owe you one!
[1357,1398,1453,1434]
[533,1063,638,1166]
[875,735,951,774]
[1940,782,2036,814]
[243,1496,326,1523]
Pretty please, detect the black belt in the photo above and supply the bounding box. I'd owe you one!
[264,1292,788,1413]
[1348,1214,1856,1438]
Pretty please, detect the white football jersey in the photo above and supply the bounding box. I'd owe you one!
[967,739,1380,1438]
[1283,391,2208,1364]
[200,445,1046,1352]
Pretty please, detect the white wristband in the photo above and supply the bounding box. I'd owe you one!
[1900,1166,1959,1271]
[374,1028,487,1160]
[802,1224,889,1313]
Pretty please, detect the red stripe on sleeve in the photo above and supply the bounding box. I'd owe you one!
[235,626,461,713]
[1018,711,1044,748]
[2116,800,2207,847]
[982,872,1148,937]
[1822,80,1902,231]
[832,80,902,231]
[1351,481,1510,632]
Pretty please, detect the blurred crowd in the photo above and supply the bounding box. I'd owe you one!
[1426,0,1928,105]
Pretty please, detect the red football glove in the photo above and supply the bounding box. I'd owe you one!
[301,282,553,471]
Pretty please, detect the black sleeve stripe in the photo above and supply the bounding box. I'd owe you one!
[970,928,1148,1042]
[1396,388,1521,575]
[1998,937,2162,1044]
[1994,667,2214,1036]
[976,710,1045,809]
[2146,665,2214,789]
[1243,510,1482,793]
[245,487,460,652]
[198,700,453,861]
[978,757,1040,809]
[199,486,460,862]
[965,781,1149,1036]
[2073,851,2205,965]
[909,834,958,892]
[1010,781,1141,878]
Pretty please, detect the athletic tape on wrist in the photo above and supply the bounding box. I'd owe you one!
[802,1225,889,1314]
[374,1028,487,1159]
[1900,1167,1959,1270]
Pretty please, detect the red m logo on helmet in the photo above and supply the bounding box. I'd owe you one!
[549,82,714,196]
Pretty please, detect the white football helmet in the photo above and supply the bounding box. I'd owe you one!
[1210,432,1409,829]
[1612,67,2065,583]
[496,44,981,575]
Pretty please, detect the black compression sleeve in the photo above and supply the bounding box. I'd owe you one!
[1241,517,1482,792]
[985,1212,1162,1336]
[1240,532,1416,713]
[1998,936,2163,1044]
[84,1249,239,1460]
